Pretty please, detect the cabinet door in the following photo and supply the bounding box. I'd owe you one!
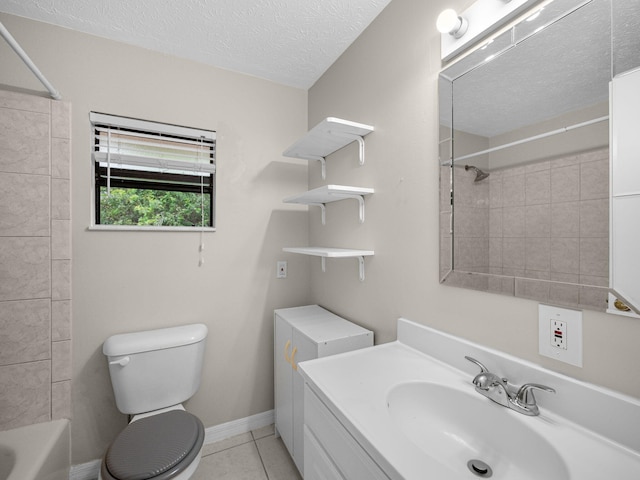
[274,315,294,456]
[292,330,318,473]
[611,68,640,311]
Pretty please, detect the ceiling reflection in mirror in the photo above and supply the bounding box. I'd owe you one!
[439,0,640,312]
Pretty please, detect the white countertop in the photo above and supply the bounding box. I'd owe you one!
[298,319,640,479]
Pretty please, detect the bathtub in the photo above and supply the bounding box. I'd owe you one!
[0,419,70,480]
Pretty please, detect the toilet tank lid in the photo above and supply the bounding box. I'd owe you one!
[103,324,208,357]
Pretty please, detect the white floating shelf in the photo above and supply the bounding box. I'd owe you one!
[283,185,374,224]
[283,117,374,179]
[283,247,374,281]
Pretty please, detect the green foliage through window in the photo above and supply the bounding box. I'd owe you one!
[100,188,211,227]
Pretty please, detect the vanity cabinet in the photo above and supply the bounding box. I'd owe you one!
[304,384,390,480]
[274,305,373,474]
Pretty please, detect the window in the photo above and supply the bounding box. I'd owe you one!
[90,112,216,229]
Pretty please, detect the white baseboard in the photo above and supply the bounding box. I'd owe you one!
[203,409,274,444]
[69,409,275,480]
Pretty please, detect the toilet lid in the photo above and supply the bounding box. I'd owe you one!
[104,410,204,480]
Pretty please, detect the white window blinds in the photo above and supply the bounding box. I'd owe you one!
[90,112,216,175]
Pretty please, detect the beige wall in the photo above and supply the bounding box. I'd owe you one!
[307,0,640,402]
[0,13,310,464]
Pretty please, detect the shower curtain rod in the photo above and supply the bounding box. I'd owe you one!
[451,115,609,163]
[0,21,62,100]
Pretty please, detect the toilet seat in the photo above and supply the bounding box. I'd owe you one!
[101,410,204,480]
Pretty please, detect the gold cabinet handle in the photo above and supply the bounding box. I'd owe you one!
[290,346,298,371]
[284,340,291,363]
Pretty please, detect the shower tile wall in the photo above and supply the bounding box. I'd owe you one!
[0,90,72,430]
[453,148,609,310]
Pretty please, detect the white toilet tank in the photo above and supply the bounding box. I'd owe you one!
[103,324,208,414]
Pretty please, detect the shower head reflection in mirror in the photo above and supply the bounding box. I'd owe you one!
[437,0,640,311]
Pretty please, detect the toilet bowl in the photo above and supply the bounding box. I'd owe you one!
[100,324,208,480]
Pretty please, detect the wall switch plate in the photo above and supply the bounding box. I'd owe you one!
[276,261,287,279]
[539,304,582,367]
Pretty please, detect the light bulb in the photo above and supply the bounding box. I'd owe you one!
[436,9,460,33]
[436,9,468,38]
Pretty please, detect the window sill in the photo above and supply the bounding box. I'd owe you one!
[88,225,216,232]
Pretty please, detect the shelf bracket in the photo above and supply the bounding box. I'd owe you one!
[357,256,365,282]
[327,193,367,223]
[319,256,366,281]
[308,203,327,225]
[330,131,366,166]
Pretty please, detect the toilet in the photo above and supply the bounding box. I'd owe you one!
[100,323,208,480]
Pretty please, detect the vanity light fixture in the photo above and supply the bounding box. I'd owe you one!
[437,0,543,62]
[436,9,469,38]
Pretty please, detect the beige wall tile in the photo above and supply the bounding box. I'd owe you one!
[51,137,71,179]
[52,299,71,341]
[551,201,580,237]
[525,204,551,237]
[52,220,71,260]
[503,238,525,269]
[580,237,609,277]
[525,169,550,205]
[51,178,71,220]
[0,360,51,430]
[489,208,503,237]
[52,380,72,420]
[52,340,71,382]
[0,107,50,175]
[551,238,580,275]
[551,164,580,203]
[580,159,609,200]
[0,299,50,365]
[502,173,525,206]
[0,90,50,113]
[580,198,609,237]
[489,171,503,207]
[515,278,550,302]
[579,285,608,310]
[0,237,50,301]
[0,172,50,236]
[549,281,580,307]
[52,259,71,301]
[503,206,525,237]
[51,101,71,139]
[525,237,550,272]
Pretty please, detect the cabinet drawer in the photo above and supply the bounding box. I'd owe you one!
[304,425,345,480]
[305,385,389,480]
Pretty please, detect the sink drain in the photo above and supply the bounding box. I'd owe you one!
[467,459,493,478]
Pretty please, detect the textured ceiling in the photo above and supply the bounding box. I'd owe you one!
[0,0,392,89]
[440,0,614,138]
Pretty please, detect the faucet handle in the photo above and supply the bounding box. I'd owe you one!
[515,383,556,407]
[465,356,489,373]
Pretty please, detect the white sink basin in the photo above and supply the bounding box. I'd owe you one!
[387,381,569,479]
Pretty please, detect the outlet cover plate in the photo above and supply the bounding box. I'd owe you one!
[539,304,582,367]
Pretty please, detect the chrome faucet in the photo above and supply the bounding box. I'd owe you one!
[465,356,555,416]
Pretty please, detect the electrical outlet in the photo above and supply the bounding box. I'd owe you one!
[551,319,567,349]
[276,261,287,279]
[539,304,582,367]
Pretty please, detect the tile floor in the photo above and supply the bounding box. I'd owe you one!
[193,424,302,480]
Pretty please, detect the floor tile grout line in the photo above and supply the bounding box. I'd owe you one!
[253,437,271,480]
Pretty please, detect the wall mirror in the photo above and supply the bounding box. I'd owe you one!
[439,0,640,312]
